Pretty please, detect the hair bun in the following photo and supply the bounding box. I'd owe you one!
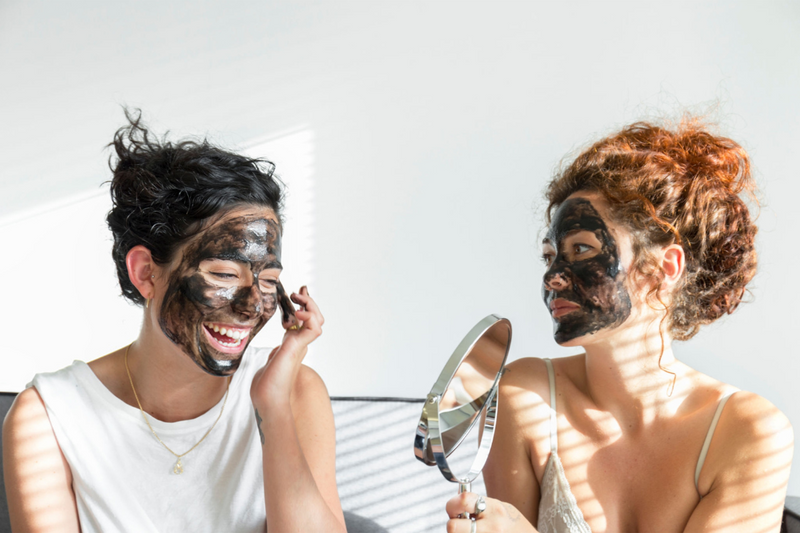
[547,117,759,340]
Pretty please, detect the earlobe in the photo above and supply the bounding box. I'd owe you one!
[661,244,685,288]
[126,245,157,303]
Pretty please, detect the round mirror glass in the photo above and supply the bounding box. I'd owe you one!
[414,314,511,486]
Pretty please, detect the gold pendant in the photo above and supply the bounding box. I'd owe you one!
[173,458,184,474]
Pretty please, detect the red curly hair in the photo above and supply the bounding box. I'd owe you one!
[546,119,758,341]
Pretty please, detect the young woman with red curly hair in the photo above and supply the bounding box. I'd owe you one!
[447,120,793,533]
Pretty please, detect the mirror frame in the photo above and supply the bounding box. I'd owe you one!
[413,314,512,484]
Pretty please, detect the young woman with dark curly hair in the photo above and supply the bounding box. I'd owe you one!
[2,113,345,532]
[446,120,793,533]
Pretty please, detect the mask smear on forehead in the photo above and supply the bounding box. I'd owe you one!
[542,197,632,344]
[158,212,283,375]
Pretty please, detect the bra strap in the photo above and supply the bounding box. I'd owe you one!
[694,391,736,491]
[544,358,557,454]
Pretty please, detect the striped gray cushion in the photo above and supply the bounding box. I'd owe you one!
[332,398,485,533]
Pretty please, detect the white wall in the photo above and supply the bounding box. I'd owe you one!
[1,1,798,494]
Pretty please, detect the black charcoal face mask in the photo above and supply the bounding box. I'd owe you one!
[542,197,632,344]
[159,211,283,375]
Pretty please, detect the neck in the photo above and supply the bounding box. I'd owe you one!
[126,319,231,423]
[580,311,687,429]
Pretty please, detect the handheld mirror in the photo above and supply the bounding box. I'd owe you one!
[413,314,511,494]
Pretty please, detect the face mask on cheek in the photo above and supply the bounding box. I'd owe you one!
[541,198,632,344]
[157,214,282,376]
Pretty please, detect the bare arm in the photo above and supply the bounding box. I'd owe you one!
[447,359,549,532]
[3,387,80,532]
[251,287,345,533]
[684,391,793,533]
[483,360,547,525]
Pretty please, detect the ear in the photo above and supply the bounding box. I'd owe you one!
[660,244,685,290]
[126,245,157,301]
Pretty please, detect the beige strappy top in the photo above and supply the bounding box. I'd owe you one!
[537,358,736,533]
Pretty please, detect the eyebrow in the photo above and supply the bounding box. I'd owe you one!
[210,252,283,270]
[215,251,252,263]
[262,260,283,270]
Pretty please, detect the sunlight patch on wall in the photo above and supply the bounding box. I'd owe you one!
[241,128,316,354]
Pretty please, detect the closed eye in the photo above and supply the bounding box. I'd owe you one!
[258,278,279,292]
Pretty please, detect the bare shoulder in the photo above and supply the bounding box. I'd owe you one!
[701,390,793,494]
[717,391,793,454]
[686,390,792,531]
[499,357,553,420]
[3,388,79,532]
[4,386,51,435]
[502,354,585,401]
[501,357,550,395]
[497,358,557,466]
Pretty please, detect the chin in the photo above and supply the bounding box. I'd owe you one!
[552,328,595,347]
[195,352,244,376]
[192,339,249,377]
[551,318,608,347]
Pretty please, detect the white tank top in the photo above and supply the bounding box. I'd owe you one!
[31,347,269,533]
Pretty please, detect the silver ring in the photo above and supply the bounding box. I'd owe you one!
[469,518,477,533]
[474,496,486,516]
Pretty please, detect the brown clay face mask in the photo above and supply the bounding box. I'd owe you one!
[542,197,632,344]
[159,210,288,375]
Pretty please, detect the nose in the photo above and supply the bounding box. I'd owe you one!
[543,267,571,291]
[231,284,263,317]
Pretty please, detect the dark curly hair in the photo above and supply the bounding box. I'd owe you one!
[545,118,758,341]
[106,110,284,306]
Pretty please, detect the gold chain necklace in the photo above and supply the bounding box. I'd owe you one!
[124,344,231,474]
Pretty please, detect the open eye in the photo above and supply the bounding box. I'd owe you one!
[541,241,557,267]
[573,243,593,255]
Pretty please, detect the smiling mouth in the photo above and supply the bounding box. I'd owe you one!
[203,323,252,352]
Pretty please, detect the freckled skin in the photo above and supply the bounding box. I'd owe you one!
[542,198,632,344]
[159,213,285,376]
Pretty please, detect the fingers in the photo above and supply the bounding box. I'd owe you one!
[446,518,477,533]
[276,281,297,328]
[446,491,484,519]
[277,286,323,347]
[290,286,325,326]
[287,286,324,329]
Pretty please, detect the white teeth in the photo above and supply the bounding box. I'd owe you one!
[217,337,242,347]
[205,323,248,344]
